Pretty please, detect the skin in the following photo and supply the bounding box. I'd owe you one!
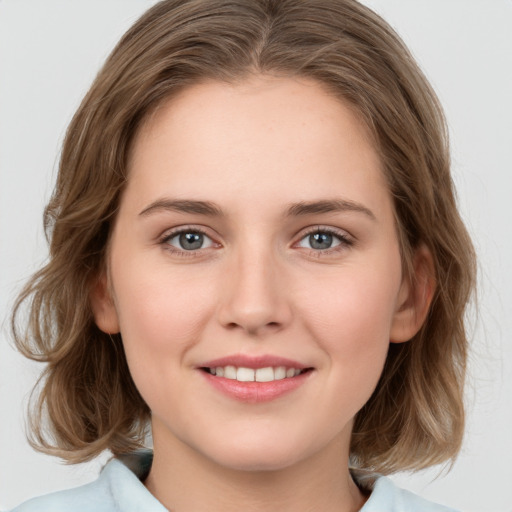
[92,75,432,512]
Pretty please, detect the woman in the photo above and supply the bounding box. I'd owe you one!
[8,1,476,510]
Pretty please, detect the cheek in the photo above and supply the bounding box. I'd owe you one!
[118,281,202,344]
[110,259,217,384]
[111,272,219,424]
[297,261,401,390]
[294,268,401,433]
[302,266,399,341]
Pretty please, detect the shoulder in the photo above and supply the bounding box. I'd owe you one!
[7,452,166,512]
[357,473,460,512]
[6,477,112,512]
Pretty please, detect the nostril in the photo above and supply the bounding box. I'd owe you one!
[223,320,282,334]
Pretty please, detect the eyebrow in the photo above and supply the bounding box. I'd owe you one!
[285,199,376,220]
[138,197,376,221]
[139,199,223,217]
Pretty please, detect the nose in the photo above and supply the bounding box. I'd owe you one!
[217,246,293,337]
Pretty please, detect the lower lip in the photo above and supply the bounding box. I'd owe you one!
[200,370,312,403]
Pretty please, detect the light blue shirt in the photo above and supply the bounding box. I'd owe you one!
[8,451,459,511]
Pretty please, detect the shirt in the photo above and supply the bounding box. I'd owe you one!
[7,450,459,511]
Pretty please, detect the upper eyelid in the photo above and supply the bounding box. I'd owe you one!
[296,225,353,240]
[159,224,215,240]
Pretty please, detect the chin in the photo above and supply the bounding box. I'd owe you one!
[202,434,316,473]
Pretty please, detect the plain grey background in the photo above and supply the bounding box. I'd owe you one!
[1,1,511,510]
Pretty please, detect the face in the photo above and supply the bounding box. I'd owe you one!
[93,76,424,472]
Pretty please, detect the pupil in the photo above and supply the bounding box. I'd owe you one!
[179,232,203,250]
[310,232,332,250]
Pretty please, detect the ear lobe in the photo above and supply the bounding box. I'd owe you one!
[90,272,120,334]
[390,244,435,344]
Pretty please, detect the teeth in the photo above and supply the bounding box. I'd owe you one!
[207,365,305,382]
[237,367,255,382]
[255,367,274,382]
[274,366,286,380]
[224,365,237,379]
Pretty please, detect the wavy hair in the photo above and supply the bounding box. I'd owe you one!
[12,0,476,472]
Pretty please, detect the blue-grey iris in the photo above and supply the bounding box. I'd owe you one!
[309,232,333,250]
[179,232,204,250]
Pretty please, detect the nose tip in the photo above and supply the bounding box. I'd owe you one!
[223,315,284,337]
[217,254,292,336]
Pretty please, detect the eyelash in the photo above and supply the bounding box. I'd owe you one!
[296,226,354,257]
[159,226,216,258]
[158,225,354,258]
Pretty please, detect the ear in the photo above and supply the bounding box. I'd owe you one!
[90,272,120,334]
[390,244,435,343]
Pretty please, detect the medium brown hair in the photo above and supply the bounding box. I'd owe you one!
[12,0,476,473]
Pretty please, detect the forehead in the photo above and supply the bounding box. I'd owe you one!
[134,75,376,161]
[126,76,389,218]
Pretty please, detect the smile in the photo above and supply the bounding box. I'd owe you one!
[204,366,306,382]
[198,356,314,403]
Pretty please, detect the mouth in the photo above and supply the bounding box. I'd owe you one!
[198,356,314,403]
[200,365,313,382]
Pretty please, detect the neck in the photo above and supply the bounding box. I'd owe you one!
[144,426,366,512]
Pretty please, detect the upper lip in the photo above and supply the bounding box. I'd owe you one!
[199,354,309,370]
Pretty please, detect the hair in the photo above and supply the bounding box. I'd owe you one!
[12,0,476,473]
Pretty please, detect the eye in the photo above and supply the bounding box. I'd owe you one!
[163,229,215,251]
[296,228,352,251]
